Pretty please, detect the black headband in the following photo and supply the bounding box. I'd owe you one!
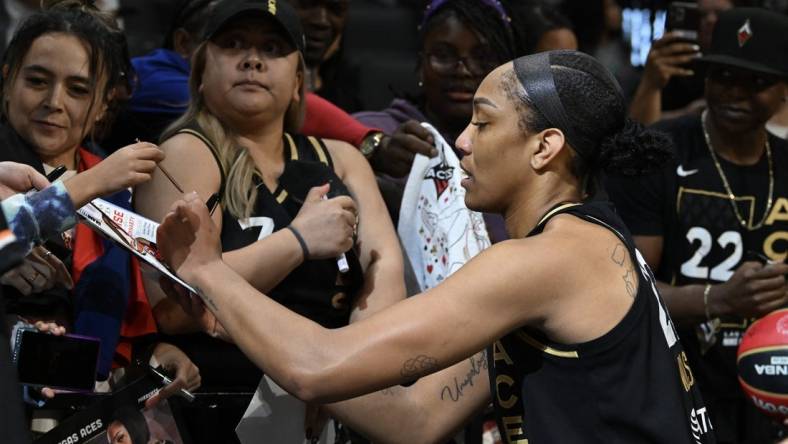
[513,52,588,160]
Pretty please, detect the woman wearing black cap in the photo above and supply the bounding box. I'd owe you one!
[156,50,716,443]
[134,0,405,440]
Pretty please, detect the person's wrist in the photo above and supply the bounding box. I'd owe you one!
[705,283,727,318]
[360,131,385,160]
[185,259,224,289]
[63,171,98,208]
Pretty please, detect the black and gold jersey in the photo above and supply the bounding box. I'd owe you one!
[487,202,714,444]
[606,115,788,442]
[160,124,363,391]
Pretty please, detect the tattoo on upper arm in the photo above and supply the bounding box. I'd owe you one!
[440,351,488,402]
[611,244,637,298]
[400,355,439,379]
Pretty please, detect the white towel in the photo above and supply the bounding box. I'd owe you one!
[398,123,491,291]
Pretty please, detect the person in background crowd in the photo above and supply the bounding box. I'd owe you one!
[606,8,788,443]
[628,0,736,125]
[0,159,198,441]
[287,0,365,112]
[155,50,714,444]
[507,0,577,54]
[134,1,405,441]
[0,1,199,394]
[105,0,413,181]
[353,0,514,239]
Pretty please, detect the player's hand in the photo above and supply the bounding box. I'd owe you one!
[641,32,701,90]
[0,161,49,199]
[711,261,788,318]
[289,184,357,260]
[369,121,438,177]
[158,276,230,341]
[156,192,222,284]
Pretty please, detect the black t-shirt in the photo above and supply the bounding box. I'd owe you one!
[487,202,714,444]
[606,115,788,442]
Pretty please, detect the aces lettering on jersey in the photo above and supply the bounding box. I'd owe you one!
[492,340,529,444]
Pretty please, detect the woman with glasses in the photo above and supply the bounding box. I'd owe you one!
[354,0,516,238]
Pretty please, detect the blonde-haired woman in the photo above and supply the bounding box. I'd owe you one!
[134,0,404,439]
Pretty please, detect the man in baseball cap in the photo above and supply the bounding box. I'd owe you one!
[607,8,787,442]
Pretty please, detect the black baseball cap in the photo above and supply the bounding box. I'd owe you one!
[698,7,788,78]
[202,0,306,55]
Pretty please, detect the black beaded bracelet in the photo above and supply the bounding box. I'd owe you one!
[286,226,310,260]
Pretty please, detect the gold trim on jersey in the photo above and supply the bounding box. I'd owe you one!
[736,344,788,362]
[676,187,756,229]
[516,330,579,358]
[284,133,299,160]
[177,128,217,153]
[536,203,582,228]
[307,136,330,165]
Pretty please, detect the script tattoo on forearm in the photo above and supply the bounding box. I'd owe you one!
[440,351,488,402]
[611,244,636,298]
[400,355,439,379]
[193,286,220,312]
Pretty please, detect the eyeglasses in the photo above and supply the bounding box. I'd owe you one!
[425,51,497,76]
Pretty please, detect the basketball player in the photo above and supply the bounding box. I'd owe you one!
[157,51,716,443]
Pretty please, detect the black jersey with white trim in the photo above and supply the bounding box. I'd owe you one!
[487,201,714,444]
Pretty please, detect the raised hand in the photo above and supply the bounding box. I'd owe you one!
[0,161,50,199]
[65,141,165,207]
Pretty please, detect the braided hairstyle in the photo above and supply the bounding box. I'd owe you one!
[503,51,673,195]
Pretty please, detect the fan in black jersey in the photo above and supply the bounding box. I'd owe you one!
[134,0,407,440]
[607,8,788,444]
[154,50,716,443]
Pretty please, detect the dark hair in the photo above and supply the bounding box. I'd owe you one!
[503,51,672,194]
[559,0,606,53]
[419,0,516,67]
[109,406,150,444]
[504,1,574,55]
[1,0,131,141]
[163,0,216,49]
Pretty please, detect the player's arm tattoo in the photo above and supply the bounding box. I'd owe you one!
[400,354,439,379]
[610,244,637,298]
[193,286,220,312]
[440,350,488,402]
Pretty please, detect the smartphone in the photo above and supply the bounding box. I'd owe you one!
[666,2,700,41]
[12,329,100,392]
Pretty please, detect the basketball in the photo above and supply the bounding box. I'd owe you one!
[737,309,788,419]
